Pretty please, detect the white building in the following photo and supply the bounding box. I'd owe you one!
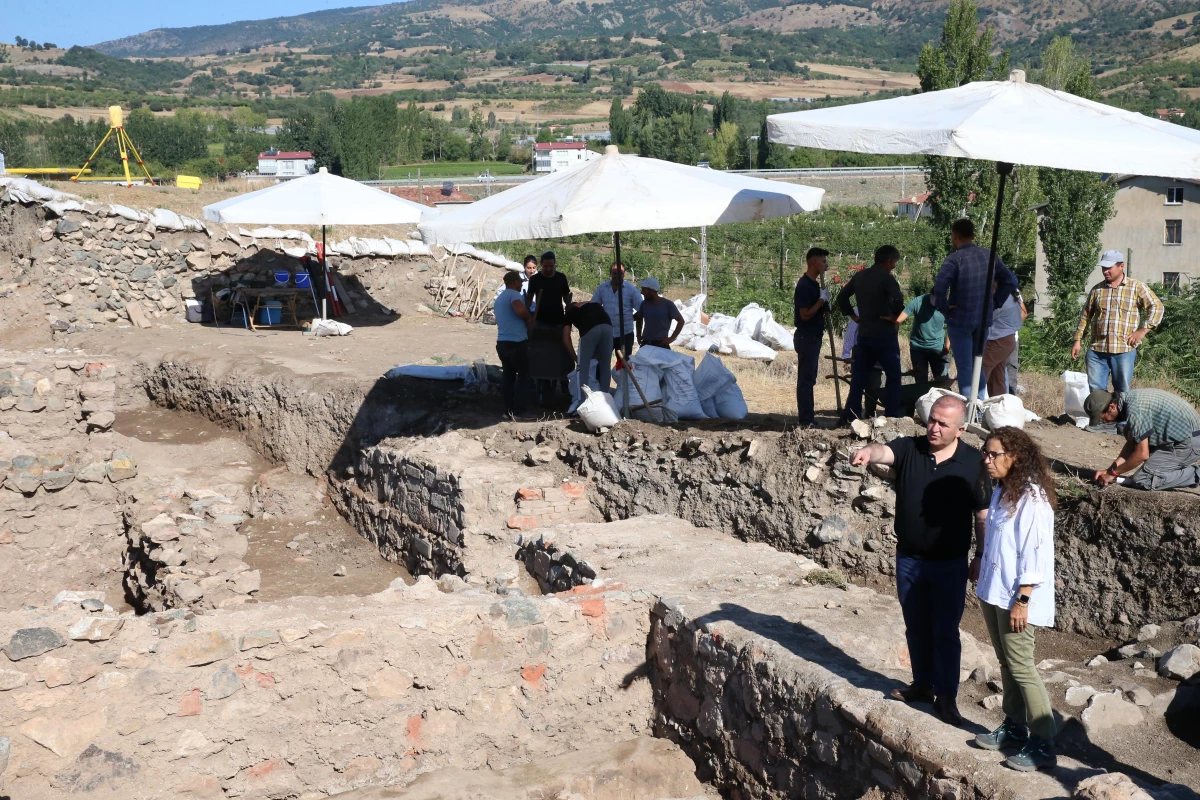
[533,141,602,174]
[258,149,315,178]
[896,192,931,221]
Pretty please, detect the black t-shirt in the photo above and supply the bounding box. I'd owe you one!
[793,274,825,337]
[526,271,572,325]
[887,436,990,560]
[564,302,612,337]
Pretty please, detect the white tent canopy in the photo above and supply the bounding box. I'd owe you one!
[203,167,430,226]
[768,70,1200,180]
[418,145,824,246]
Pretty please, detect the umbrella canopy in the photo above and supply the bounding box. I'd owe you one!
[203,166,429,226]
[418,145,823,245]
[767,70,1200,180]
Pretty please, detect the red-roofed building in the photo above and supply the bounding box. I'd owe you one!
[896,192,931,220]
[533,140,602,173]
[257,148,315,177]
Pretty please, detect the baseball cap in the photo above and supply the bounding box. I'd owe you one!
[1083,390,1115,427]
[1098,250,1124,268]
[638,277,660,292]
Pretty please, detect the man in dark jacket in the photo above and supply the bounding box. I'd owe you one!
[835,245,905,421]
[793,247,830,427]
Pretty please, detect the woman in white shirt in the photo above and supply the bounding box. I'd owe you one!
[973,426,1057,773]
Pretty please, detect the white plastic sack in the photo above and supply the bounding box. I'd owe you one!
[736,303,770,340]
[981,394,1028,430]
[578,386,622,431]
[676,294,707,324]
[915,387,967,424]
[614,363,663,410]
[714,383,748,420]
[689,336,719,353]
[675,320,708,351]
[759,317,796,351]
[385,364,472,381]
[706,313,738,337]
[407,242,433,257]
[662,360,707,420]
[693,353,737,401]
[312,319,353,337]
[1063,370,1090,428]
[718,330,777,361]
[567,360,601,414]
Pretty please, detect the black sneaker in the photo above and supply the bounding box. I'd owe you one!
[975,718,1029,751]
[1004,735,1056,772]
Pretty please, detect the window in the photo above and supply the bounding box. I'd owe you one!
[1166,219,1183,244]
[1167,186,1185,205]
[1163,273,1182,295]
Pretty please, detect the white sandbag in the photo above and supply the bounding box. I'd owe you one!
[578,386,622,431]
[657,357,706,420]
[44,200,87,216]
[328,240,356,256]
[714,383,748,420]
[312,319,353,337]
[759,317,796,351]
[567,360,601,414]
[688,336,718,353]
[150,208,186,231]
[735,303,770,340]
[407,241,433,257]
[718,330,777,361]
[1062,370,1090,428]
[107,203,149,222]
[448,243,476,256]
[385,364,471,381]
[283,245,309,259]
[504,260,524,272]
[706,313,738,337]
[981,394,1028,430]
[676,294,707,324]
[382,237,411,257]
[613,362,663,411]
[915,387,966,424]
[408,230,424,240]
[675,320,708,351]
[693,353,737,401]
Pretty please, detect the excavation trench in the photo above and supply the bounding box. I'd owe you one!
[128,357,1200,798]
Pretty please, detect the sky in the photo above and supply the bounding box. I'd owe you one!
[1,0,391,49]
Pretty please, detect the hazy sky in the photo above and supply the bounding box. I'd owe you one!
[1,1,392,49]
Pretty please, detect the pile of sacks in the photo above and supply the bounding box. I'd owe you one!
[571,349,748,427]
[673,295,794,361]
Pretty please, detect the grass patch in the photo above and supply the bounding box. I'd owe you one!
[382,161,526,179]
[805,568,848,588]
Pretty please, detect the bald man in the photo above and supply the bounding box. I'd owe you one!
[851,396,991,726]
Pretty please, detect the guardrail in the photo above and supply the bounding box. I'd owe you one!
[359,165,928,187]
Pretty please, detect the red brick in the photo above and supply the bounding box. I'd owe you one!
[178,688,203,716]
[578,597,606,618]
[406,714,423,745]
[255,672,276,689]
[246,759,281,780]
[516,488,543,501]
[506,515,538,531]
[0,530,12,545]
[561,482,587,499]
[235,664,255,678]
[521,663,547,687]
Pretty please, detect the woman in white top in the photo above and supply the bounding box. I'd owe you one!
[973,426,1057,773]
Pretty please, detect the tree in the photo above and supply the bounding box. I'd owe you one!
[709,121,739,170]
[712,91,736,131]
[536,126,552,143]
[1035,37,1117,326]
[487,110,497,129]
[397,101,423,164]
[468,109,489,161]
[609,97,631,146]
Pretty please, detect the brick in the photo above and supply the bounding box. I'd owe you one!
[246,759,281,780]
[521,663,547,688]
[178,688,203,716]
[516,488,543,501]
[507,516,538,531]
[561,482,587,499]
[578,597,606,618]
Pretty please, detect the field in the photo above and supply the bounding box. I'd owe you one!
[381,161,527,179]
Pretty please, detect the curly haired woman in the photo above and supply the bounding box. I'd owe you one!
[972,426,1058,772]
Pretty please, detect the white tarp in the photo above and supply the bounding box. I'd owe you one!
[204,167,429,226]
[419,145,823,245]
[768,69,1200,180]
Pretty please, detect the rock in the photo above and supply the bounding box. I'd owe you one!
[4,627,67,660]
[107,452,138,482]
[1183,614,1200,639]
[68,616,125,642]
[52,744,141,793]
[333,564,347,577]
[525,446,555,465]
[20,708,107,757]
[130,264,155,282]
[36,655,73,688]
[0,736,7,776]
[86,410,116,431]
[174,581,204,604]
[0,668,30,690]
[238,630,280,651]
[1074,772,1155,800]
[125,302,152,329]
[1081,692,1144,734]
[1120,685,1154,708]
[230,570,261,595]
[164,632,234,667]
[850,419,872,439]
[1065,685,1098,707]
[1157,643,1200,681]
[980,693,1004,710]
[15,395,46,413]
[813,515,848,545]
[41,470,75,491]
[56,219,81,235]
[185,251,211,271]
[53,589,106,608]
[1086,655,1108,668]
[804,465,823,483]
[55,293,75,306]
[1136,623,1160,642]
[82,598,105,612]
[206,664,242,700]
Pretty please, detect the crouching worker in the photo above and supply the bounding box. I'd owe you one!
[974,427,1058,772]
[495,271,534,419]
[563,301,614,395]
[1086,388,1200,491]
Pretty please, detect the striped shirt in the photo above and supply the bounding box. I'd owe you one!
[1118,389,1200,448]
[1074,277,1164,355]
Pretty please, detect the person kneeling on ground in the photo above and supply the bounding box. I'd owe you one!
[563,301,614,395]
[1085,388,1200,491]
[850,395,990,726]
[635,277,684,349]
[494,271,534,419]
[974,427,1058,773]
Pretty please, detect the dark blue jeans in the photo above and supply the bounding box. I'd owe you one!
[896,555,968,697]
[846,333,902,419]
[794,331,824,424]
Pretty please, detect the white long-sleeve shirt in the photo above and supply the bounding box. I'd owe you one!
[976,485,1056,627]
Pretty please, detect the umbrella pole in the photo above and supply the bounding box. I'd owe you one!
[321,226,327,321]
[615,231,632,420]
[820,270,843,414]
[966,161,1013,428]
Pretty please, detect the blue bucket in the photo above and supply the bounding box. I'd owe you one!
[258,301,282,325]
[295,272,312,289]
[274,270,291,286]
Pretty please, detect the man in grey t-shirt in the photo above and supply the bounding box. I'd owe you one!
[634,277,683,349]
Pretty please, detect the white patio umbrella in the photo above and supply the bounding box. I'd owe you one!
[767,69,1200,421]
[204,166,430,318]
[419,144,825,417]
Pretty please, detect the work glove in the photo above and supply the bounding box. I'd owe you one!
[819,289,831,302]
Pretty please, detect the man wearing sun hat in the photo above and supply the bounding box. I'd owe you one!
[1084,387,1200,491]
[1071,249,1164,394]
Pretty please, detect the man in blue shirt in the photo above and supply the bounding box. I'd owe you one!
[793,247,830,427]
[932,219,1017,398]
[591,261,642,359]
[494,271,534,419]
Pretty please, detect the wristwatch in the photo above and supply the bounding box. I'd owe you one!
[1014,594,1030,605]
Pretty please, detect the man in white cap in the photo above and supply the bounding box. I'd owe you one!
[1071,249,1163,394]
[635,277,684,349]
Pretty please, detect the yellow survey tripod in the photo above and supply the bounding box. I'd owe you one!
[72,105,155,187]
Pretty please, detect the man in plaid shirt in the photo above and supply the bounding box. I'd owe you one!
[1072,249,1164,393]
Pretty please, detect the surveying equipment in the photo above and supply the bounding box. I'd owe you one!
[72,106,154,187]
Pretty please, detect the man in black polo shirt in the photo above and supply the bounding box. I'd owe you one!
[793,247,830,428]
[525,250,571,326]
[850,394,989,725]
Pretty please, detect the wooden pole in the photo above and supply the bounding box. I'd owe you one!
[820,269,843,414]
